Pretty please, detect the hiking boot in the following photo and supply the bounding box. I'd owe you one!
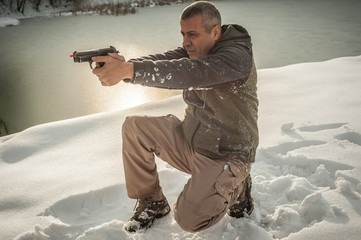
[228,175,254,218]
[125,195,171,232]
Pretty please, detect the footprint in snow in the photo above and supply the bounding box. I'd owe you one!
[335,132,361,146]
[299,123,348,132]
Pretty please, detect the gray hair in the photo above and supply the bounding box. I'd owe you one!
[181,1,222,33]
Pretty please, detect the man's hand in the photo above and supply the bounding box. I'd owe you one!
[92,53,134,86]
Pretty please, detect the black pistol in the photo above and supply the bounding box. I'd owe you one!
[70,46,119,69]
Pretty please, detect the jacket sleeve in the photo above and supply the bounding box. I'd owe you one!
[128,47,188,62]
[128,41,253,90]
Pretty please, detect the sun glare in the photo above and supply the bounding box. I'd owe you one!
[109,86,149,112]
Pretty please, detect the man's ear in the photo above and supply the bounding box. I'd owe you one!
[212,25,221,40]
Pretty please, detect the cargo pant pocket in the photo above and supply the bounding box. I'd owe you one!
[214,160,250,204]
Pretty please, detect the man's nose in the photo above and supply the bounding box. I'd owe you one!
[183,36,191,47]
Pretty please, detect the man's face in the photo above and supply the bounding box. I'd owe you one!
[180,15,220,59]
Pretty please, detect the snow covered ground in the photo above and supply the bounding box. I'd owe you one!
[1,55,361,240]
[0,17,19,27]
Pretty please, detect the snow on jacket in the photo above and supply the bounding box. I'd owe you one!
[127,24,259,162]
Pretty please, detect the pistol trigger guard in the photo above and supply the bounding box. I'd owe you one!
[89,62,93,69]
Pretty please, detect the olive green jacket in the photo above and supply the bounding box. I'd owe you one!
[128,25,259,162]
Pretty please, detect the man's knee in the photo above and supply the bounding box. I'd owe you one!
[174,193,227,233]
[174,201,201,233]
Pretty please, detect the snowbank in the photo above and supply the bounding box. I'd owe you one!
[0,17,20,27]
[1,56,361,240]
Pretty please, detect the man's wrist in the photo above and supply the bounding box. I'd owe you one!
[124,62,134,80]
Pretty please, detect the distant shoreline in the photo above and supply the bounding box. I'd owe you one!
[0,0,189,21]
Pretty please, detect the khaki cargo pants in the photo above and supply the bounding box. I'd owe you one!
[122,114,251,232]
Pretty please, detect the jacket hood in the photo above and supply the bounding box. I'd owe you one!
[218,24,251,44]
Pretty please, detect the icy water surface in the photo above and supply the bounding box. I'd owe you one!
[1,0,361,134]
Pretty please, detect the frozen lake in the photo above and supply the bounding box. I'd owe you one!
[1,0,361,135]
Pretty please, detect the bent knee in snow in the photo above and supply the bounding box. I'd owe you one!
[174,193,227,233]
